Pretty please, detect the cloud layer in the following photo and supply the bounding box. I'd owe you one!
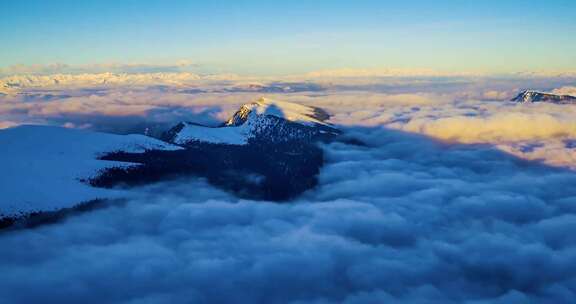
[0,62,199,77]
[2,72,576,167]
[2,126,576,303]
[2,73,576,302]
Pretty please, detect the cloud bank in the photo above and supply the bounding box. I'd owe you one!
[1,71,576,167]
[304,68,481,78]
[2,72,576,303]
[552,86,576,96]
[0,62,199,77]
[2,126,576,303]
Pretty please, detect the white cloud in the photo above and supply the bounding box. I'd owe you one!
[0,121,19,129]
[552,86,576,96]
[305,68,481,78]
[1,72,575,166]
[512,70,576,78]
[0,72,202,89]
[0,62,200,76]
[2,125,576,303]
[403,112,576,143]
[2,74,576,303]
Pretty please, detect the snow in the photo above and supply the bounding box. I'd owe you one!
[242,97,328,126]
[0,73,203,90]
[174,98,331,145]
[517,90,544,102]
[0,125,181,219]
[173,122,249,145]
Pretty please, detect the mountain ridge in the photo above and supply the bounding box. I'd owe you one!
[0,99,340,228]
[512,90,576,103]
[162,97,340,146]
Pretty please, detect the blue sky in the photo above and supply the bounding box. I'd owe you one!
[1,0,575,75]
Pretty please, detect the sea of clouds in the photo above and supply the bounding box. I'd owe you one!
[2,126,576,303]
[1,72,576,303]
[2,72,575,167]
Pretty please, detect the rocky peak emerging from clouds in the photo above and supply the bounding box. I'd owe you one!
[1,100,342,227]
[225,97,332,126]
[512,90,576,104]
[99,98,341,203]
[163,98,340,146]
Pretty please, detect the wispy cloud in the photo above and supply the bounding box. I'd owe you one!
[0,61,199,77]
[304,68,483,78]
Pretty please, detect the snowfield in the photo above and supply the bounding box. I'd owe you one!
[0,125,181,219]
[231,97,330,126]
[172,122,249,145]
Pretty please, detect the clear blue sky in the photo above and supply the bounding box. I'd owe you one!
[1,0,575,75]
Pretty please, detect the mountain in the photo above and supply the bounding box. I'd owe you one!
[0,125,181,227]
[0,99,340,229]
[0,73,204,90]
[162,97,339,146]
[512,90,576,104]
[101,98,341,200]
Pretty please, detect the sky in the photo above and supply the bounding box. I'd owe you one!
[1,0,576,75]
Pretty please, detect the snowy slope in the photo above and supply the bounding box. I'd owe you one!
[166,98,338,145]
[0,125,181,219]
[225,97,330,127]
[172,122,249,145]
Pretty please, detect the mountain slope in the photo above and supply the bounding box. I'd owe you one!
[0,125,180,221]
[1,99,341,228]
[162,97,340,146]
[512,90,576,103]
[102,98,341,201]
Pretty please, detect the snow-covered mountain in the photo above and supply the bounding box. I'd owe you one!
[512,90,576,103]
[0,73,203,91]
[105,98,341,201]
[1,99,341,228]
[162,97,340,146]
[0,125,180,224]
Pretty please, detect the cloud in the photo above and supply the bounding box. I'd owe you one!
[0,121,19,129]
[0,89,257,134]
[0,73,203,90]
[305,68,481,78]
[551,86,576,97]
[0,62,199,77]
[2,126,576,303]
[403,112,576,143]
[304,68,576,79]
[3,69,576,303]
[2,73,576,168]
[480,89,514,100]
[512,71,576,78]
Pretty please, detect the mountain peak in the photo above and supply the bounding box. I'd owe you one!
[164,98,339,146]
[512,90,576,103]
[225,97,331,127]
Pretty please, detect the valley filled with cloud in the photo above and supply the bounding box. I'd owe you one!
[3,0,576,302]
[2,71,576,303]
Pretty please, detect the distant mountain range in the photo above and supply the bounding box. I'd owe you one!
[512,90,576,104]
[0,73,325,95]
[0,98,341,228]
